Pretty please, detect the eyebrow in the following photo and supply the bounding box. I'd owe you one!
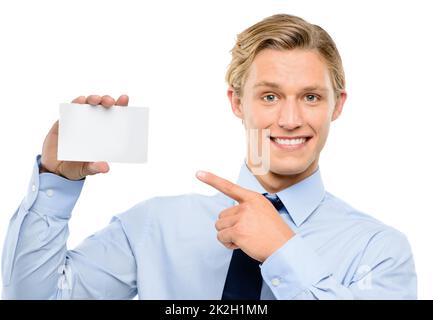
[253,81,329,93]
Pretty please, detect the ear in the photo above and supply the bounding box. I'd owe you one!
[227,87,244,119]
[331,91,347,121]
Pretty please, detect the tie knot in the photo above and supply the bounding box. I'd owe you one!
[263,193,285,212]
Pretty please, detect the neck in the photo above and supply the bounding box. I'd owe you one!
[247,159,319,194]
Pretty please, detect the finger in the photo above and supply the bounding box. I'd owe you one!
[221,241,239,250]
[86,95,102,105]
[115,94,129,106]
[196,171,256,203]
[47,120,59,136]
[100,95,116,107]
[215,214,239,232]
[217,227,236,246]
[83,161,110,176]
[218,205,240,219]
[226,243,239,250]
[71,96,86,104]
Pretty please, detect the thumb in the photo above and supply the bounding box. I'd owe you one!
[84,162,110,176]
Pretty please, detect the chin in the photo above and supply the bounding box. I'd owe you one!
[268,158,315,177]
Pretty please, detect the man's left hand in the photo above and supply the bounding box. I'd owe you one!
[196,170,294,262]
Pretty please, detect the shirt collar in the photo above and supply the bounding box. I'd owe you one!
[236,163,325,227]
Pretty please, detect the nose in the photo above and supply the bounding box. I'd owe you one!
[277,99,303,130]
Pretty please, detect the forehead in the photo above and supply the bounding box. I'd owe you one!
[245,49,332,90]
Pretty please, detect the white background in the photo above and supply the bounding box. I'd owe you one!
[0,0,432,299]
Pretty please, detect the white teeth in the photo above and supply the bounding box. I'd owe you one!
[274,137,307,145]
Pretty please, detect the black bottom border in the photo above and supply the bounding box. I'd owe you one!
[0,300,426,318]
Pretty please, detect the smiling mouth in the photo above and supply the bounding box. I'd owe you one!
[269,135,312,149]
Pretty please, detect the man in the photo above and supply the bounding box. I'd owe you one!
[2,14,416,299]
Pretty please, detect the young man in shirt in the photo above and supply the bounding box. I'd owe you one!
[2,14,417,299]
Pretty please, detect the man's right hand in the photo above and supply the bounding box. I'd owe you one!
[40,94,129,180]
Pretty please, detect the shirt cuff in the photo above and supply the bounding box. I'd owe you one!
[23,155,85,218]
[260,234,331,299]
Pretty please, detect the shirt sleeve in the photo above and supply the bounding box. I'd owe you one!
[260,232,417,300]
[2,155,137,299]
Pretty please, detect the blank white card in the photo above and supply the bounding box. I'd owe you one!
[58,103,149,163]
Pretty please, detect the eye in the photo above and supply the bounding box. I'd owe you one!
[305,94,320,103]
[262,94,278,103]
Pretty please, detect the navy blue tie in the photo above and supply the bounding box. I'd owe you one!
[221,193,285,300]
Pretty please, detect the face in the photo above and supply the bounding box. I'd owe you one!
[229,49,346,180]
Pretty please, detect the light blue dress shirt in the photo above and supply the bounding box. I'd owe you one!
[2,155,417,299]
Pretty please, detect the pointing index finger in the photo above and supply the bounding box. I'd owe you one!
[196,171,256,202]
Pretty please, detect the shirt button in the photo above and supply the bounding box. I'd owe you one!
[31,184,36,192]
[271,278,280,287]
[46,189,54,197]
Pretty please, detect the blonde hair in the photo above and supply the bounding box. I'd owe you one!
[226,14,345,100]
